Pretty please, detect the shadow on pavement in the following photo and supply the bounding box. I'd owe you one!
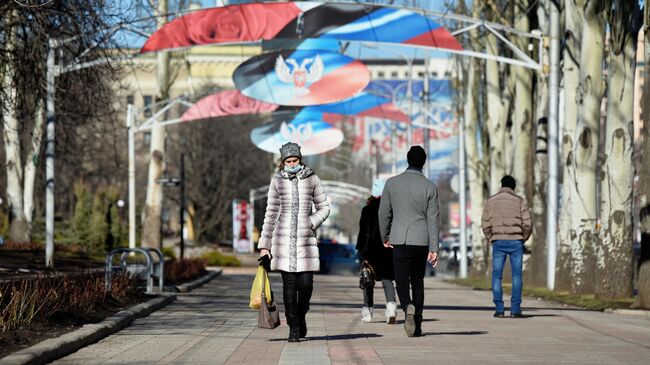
[269,333,383,341]
[421,331,488,336]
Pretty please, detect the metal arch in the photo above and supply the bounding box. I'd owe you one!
[336,1,544,70]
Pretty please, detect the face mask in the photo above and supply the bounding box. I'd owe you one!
[284,164,302,173]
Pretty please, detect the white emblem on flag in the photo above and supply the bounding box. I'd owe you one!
[279,121,314,144]
[275,55,324,96]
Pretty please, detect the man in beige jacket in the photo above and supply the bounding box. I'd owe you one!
[481,175,531,318]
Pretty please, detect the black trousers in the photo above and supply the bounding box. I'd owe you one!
[280,271,314,328]
[393,245,428,322]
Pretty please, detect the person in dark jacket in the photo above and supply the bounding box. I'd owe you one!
[356,179,398,324]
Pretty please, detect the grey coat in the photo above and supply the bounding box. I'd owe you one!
[378,169,440,252]
[258,166,330,272]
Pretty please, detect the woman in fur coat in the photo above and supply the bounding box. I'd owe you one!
[258,142,330,342]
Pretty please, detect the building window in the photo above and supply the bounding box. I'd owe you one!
[377,71,385,78]
[444,71,452,78]
[126,95,134,106]
[391,71,398,78]
[404,71,410,78]
[418,71,425,78]
[143,95,153,117]
[431,72,438,78]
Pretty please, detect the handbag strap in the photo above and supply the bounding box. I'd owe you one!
[260,268,267,299]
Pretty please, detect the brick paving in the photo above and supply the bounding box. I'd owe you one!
[53,267,650,365]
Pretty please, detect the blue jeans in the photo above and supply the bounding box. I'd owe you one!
[492,240,523,314]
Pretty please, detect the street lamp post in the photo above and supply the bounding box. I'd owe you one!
[156,154,185,260]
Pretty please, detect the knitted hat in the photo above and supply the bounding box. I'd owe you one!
[407,146,427,168]
[280,142,302,161]
[371,179,386,197]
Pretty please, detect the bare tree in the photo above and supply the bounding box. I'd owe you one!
[596,0,642,298]
[167,114,272,243]
[0,1,134,244]
[637,0,650,308]
[141,0,170,249]
[529,0,551,287]
[568,0,607,294]
[557,0,585,290]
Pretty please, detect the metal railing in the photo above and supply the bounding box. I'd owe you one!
[105,248,164,293]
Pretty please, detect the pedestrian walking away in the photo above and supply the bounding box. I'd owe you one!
[481,175,532,318]
[258,142,330,342]
[378,146,440,337]
[356,178,398,324]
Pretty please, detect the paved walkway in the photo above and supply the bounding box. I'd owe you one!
[53,267,650,364]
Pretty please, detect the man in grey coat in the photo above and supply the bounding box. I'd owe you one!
[378,146,439,337]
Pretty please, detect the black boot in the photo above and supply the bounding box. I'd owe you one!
[413,313,423,337]
[298,315,307,338]
[283,279,300,342]
[297,273,313,339]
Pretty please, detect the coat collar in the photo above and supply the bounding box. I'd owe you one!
[277,165,314,180]
[403,168,425,176]
[498,187,515,194]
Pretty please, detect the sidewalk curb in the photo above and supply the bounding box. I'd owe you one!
[175,268,222,293]
[0,294,176,365]
[0,269,222,365]
[605,308,650,320]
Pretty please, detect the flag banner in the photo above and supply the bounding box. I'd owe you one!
[233,49,369,106]
[141,2,462,54]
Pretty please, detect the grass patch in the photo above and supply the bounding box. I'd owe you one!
[201,251,241,267]
[449,278,635,311]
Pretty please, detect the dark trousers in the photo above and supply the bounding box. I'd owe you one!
[280,271,313,329]
[393,245,428,323]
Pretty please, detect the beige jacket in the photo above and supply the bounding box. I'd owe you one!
[481,187,532,242]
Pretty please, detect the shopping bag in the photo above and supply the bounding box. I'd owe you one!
[258,268,281,329]
[249,266,272,309]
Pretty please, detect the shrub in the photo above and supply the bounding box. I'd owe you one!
[0,272,137,332]
[161,247,176,260]
[201,251,241,267]
[164,258,207,283]
[72,182,92,244]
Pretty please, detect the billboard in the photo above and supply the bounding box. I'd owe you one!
[232,199,252,253]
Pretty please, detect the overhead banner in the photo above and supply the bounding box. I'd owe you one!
[250,117,344,156]
[180,90,409,124]
[140,2,462,54]
[180,89,277,122]
[233,49,369,106]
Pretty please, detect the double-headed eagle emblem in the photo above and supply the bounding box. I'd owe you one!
[275,54,324,96]
[279,121,314,144]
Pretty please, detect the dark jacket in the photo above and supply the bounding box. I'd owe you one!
[356,197,394,280]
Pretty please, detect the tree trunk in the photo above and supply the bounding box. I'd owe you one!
[23,97,45,232]
[512,0,535,279]
[596,0,641,299]
[570,0,606,294]
[142,0,169,249]
[636,0,650,310]
[512,0,535,205]
[464,56,488,277]
[485,33,507,194]
[529,0,551,287]
[2,10,29,243]
[556,0,584,291]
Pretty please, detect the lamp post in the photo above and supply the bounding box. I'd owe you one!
[156,153,185,259]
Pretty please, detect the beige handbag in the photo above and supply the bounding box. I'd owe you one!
[258,268,281,329]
